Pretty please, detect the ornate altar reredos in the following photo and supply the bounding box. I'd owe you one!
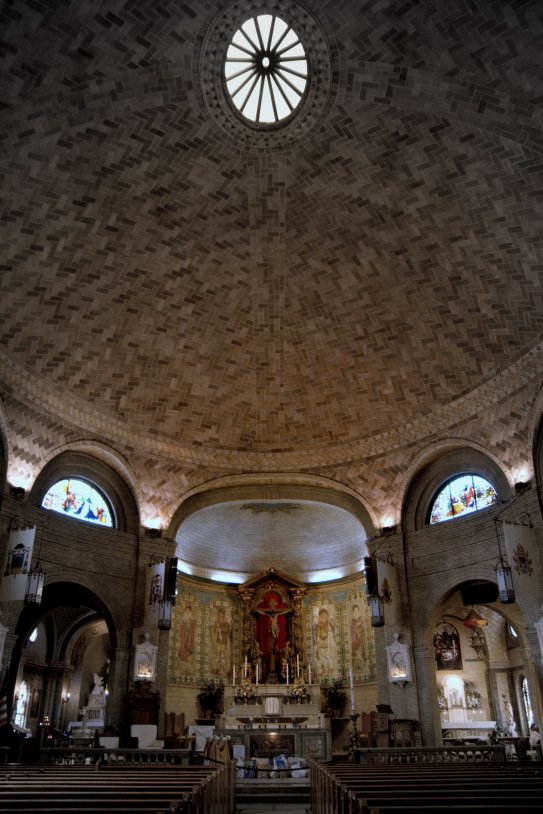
[239,569,306,684]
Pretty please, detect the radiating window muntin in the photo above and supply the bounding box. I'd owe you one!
[429,474,497,525]
[41,477,114,527]
[224,14,308,124]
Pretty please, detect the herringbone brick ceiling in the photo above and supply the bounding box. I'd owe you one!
[1,0,542,468]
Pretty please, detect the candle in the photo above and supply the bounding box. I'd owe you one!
[349,666,355,712]
[296,654,300,678]
[308,663,312,685]
[286,663,289,685]
[244,654,248,678]
[256,663,259,685]
[233,665,236,686]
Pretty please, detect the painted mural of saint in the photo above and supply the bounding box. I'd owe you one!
[209,604,232,679]
[350,603,367,672]
[312,605,337,679]
[178,602,196,669]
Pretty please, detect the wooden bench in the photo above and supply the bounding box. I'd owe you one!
[0,762,235,814]
[309,757,543,814]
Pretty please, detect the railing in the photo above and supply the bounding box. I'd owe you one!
[40,745,194,765]
[353,745,506,764]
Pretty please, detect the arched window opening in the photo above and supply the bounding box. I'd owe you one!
[428,474,497,525]
[14,680,28,728]
[521,675,534,729]
[41,478,114,527]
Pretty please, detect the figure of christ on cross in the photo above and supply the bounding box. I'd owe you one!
[253,594,291,680]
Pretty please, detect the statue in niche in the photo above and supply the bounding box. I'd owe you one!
[134,631,157,682]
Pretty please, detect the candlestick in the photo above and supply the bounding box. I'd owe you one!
[286,663,289,685]
[349,667,355,712]
[244,654,248,679]
[308,663,312,685]
[233,665,236,686]
[296,653,300,678]
[256,663,259,685]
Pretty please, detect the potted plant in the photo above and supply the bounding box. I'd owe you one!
[197,679,224,718]
[322,678,347,717]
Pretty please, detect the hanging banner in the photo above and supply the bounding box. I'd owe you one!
[148,560,165,623]
[376,557,399,624]
[0,526,36,601]
[503,521,538,599]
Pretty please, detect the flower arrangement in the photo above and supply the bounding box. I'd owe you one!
[197,678,224,712]
[234,681,257,704]
[289,680,308,702]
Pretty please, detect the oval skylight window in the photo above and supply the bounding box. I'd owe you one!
[224,14,308,124]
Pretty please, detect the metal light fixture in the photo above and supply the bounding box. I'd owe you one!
[368,594,385,627]
[24,562,45,605]
[365,554,385,626]
[24,525,45,606]
[158,598,172,630]
[494,522,515,604]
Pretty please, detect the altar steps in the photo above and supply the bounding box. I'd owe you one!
[235,776,310,807]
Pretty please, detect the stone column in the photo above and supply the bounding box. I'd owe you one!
[412,644,442,746]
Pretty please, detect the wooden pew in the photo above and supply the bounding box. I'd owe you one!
[0,761,235,814]
[310,757,543,814]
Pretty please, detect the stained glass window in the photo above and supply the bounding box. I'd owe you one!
[224,14,308,124]
[429,474,497,525]
[41,478,114,527]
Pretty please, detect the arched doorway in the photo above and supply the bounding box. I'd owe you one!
[7,582,118,759]
[431,580,539,744]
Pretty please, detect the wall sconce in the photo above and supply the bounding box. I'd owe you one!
[61,691,71,704]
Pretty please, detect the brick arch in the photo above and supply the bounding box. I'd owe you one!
[402,445,511,533]
[166,472,378,537]
[411,563,528,651]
